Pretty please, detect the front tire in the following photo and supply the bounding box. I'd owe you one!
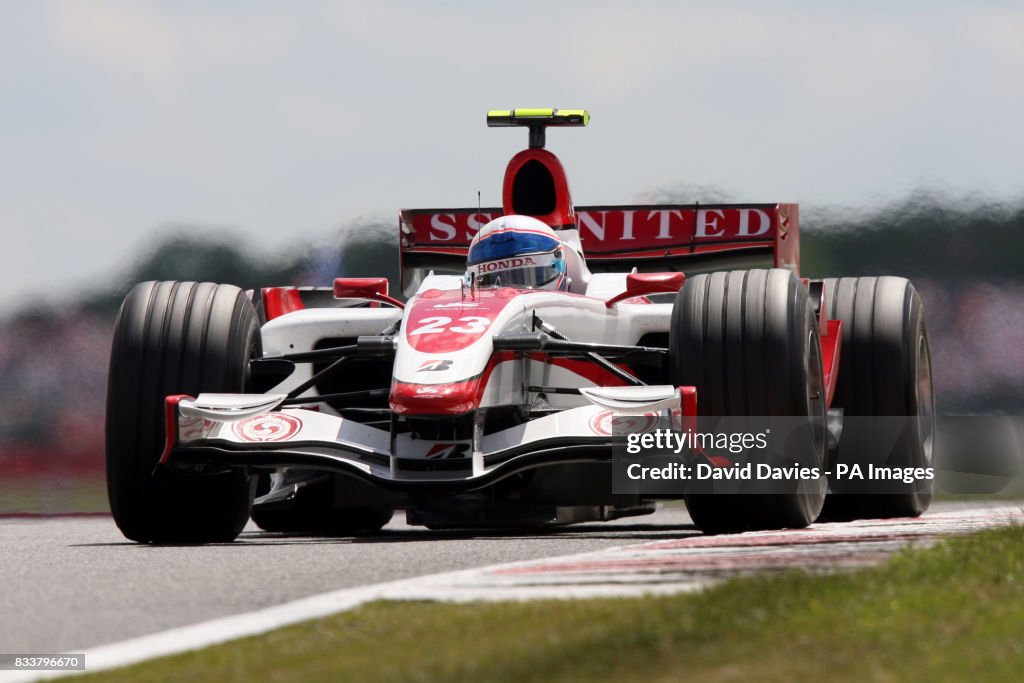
[671,269,827,534]
[106,281,258,543]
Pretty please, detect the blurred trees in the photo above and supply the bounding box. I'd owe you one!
[80,222,401,316]
[801,194,1024,282]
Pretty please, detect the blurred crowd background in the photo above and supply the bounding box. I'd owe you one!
[1,194,1022,510]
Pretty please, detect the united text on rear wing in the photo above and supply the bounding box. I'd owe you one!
[399,203,799,296]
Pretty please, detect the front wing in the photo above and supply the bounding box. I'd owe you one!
[158,388,691,492]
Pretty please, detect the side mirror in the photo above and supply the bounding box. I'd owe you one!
[333,278,405,309]
[605,272,685,307]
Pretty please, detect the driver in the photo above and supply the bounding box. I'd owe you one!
[466,215,568,290]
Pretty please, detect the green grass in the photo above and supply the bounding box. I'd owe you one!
[77,523,1024,683]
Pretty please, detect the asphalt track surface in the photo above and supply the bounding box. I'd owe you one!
[0,507,696,655]
[0,501,1019,665]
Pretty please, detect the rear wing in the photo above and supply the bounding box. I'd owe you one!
[399,204,799,297]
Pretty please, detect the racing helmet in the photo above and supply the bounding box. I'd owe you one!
[466,215,567,290]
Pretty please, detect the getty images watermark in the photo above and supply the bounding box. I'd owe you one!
[611,415,938,496]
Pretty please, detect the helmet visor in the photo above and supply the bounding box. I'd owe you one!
[470,250,564,289]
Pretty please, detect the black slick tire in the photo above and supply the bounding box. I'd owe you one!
[821,277,934,519]
[106,281,258,543]
[671,269,827,534]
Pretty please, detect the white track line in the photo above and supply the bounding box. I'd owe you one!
[3,502,1021,682]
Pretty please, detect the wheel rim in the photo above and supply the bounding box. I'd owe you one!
[806,326,826,462]
[916,331,935,466]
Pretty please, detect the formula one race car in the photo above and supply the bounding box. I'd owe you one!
[105,108,935,543]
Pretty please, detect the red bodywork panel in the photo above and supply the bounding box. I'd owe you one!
[502,148,577,229]
[390,351,513,416]
[605,272,686,307]
[262,287,305,321]
[333,277,405,309]
[821,319,842,409]
[403,287,517,354]
[160,394,191,465]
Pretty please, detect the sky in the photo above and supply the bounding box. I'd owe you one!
[1,1,1022,315]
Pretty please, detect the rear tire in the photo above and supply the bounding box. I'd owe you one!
[106,281,258,543]
[671,269,827,534]
[821,277,934,519]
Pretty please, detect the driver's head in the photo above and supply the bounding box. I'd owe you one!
[466,215,567,290]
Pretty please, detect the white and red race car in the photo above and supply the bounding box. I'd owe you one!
[106,109,934,542]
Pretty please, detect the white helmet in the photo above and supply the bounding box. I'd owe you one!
[466,215,567,290]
